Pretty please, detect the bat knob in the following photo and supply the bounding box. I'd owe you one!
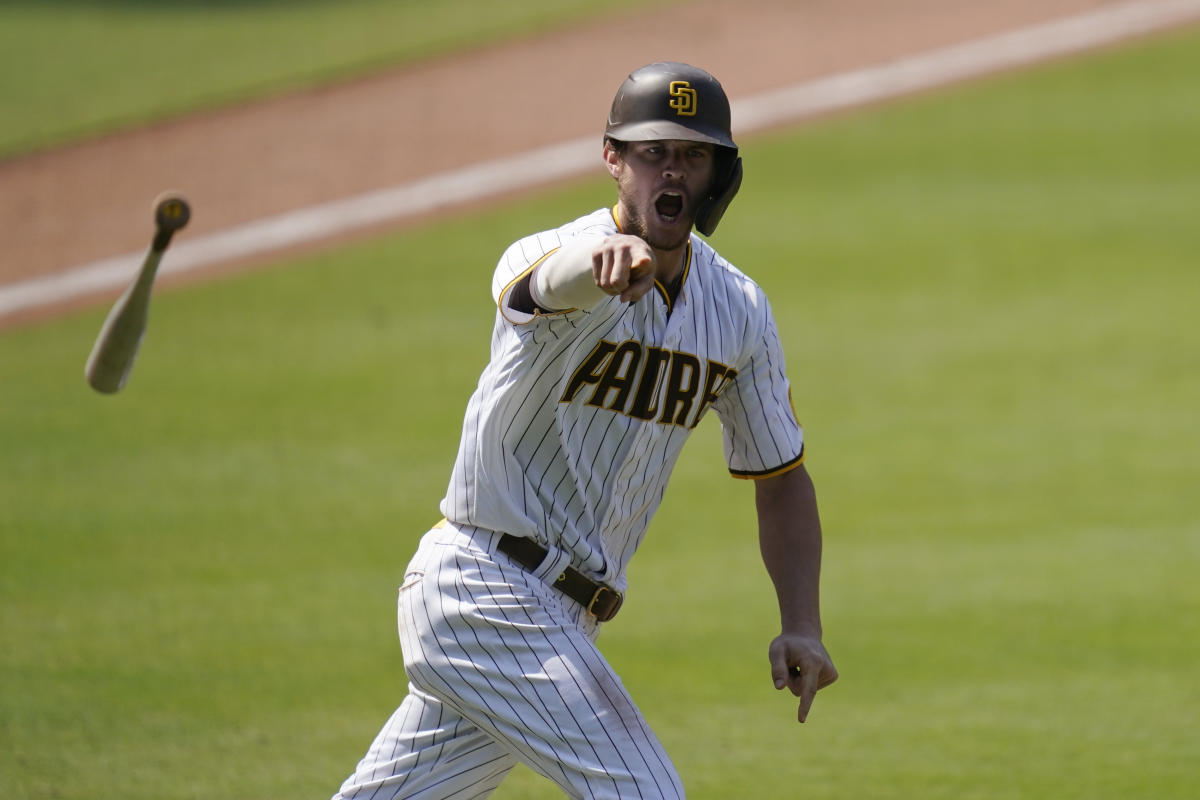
[154,193,191,233]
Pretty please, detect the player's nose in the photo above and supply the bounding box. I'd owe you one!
[661,155,685,181]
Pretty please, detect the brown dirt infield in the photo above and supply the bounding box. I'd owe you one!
[0,0,1167,328]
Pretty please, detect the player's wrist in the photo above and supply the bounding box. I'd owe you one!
[778,619,823,640]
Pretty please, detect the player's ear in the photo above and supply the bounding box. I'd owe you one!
[602,139,623,180]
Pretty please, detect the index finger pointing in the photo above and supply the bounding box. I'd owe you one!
[796,665,822,723]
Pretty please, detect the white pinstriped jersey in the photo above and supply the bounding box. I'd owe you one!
[440,206,803,591]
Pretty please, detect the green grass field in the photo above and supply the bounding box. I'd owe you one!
[3,20,1200,800]
[0,0,681,158]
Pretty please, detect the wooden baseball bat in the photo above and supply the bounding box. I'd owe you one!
[84,193,191,394]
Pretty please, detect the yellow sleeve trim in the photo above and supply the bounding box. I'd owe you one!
[729,447,805,481]
[497,248,577,326]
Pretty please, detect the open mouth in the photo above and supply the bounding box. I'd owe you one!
[654,191,685,221]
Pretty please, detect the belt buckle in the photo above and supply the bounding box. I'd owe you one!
[587,585,623,623]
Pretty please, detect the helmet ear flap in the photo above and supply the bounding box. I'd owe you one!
[695,155,742,237]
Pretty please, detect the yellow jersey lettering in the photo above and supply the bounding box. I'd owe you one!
[588,341,643,410]
[628,346,672,420]
[659,352,701,426]
[689,362,738,429]
[561,340,618,403]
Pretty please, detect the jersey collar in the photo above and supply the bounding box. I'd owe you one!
[611,205,693,313]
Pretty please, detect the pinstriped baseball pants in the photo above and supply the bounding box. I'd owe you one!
[331,523,685,800]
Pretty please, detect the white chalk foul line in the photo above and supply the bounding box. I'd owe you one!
[3,0,1198,321]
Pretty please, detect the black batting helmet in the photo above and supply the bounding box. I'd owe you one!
[605,62,743,236]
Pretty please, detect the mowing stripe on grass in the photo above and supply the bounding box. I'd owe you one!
[2,0,1198,323]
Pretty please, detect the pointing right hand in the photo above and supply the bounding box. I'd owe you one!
[592,235,657,303]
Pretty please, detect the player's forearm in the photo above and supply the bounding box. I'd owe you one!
[532,238,609,311]
[755,465,824,636]
[534,233,657,309]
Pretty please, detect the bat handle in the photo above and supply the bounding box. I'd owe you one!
[152,228,177,252]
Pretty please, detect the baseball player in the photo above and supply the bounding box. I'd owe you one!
[331,62,837,800]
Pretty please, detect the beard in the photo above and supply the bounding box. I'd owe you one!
[621,202,695,252]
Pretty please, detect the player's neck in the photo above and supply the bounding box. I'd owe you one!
[653,244,688,285]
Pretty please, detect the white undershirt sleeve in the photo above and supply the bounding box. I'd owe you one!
[530,237,608,311]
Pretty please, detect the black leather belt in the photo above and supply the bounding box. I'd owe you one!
[496,534,624,622]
